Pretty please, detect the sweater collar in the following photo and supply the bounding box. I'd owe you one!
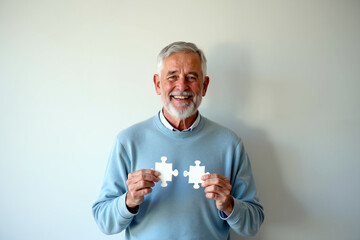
[158,109,201,132]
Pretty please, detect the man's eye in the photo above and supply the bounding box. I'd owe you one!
[168,76,176,80]
[187,76,196,81]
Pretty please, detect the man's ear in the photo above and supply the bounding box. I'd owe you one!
[202,76,210,96]
[153,74,161,95]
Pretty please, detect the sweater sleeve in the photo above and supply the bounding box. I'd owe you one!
[92,136,136,235]
[219,141,265,236]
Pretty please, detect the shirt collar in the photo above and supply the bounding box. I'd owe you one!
[159,109,201,132]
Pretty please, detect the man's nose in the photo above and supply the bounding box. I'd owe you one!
[176,75,188,91]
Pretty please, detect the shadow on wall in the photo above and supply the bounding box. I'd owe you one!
[201,43,307,239]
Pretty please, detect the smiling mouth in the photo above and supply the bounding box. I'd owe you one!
[169,91,194,100]
[172,95,191,100]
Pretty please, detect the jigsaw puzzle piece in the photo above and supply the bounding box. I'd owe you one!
[183,160,209,189]
[155,156,178,187]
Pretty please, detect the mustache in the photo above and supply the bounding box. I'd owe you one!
[169,91,195,97]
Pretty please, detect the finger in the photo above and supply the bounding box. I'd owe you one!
[132,187,153,198]
[204,184,231,197]
[128,169,160,182]
[201,174,230,183]
[134,179,156,190]
[130,174,160,185]
[128,169,160,179]
[204,192,230,206]
[205,192,216,200]
[202,177,231,189]
[204,191,233,209]
[202,178,230,188]
[205,192,224,200]
[127,178,156,192]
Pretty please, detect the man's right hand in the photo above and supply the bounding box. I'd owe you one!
[125,169,160,212]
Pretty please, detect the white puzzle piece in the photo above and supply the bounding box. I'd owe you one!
[155,156,178,187]
[183,160,209,189]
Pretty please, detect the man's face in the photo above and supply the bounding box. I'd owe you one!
[154,52,209,120]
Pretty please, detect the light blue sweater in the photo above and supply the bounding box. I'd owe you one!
[92,114,264,240]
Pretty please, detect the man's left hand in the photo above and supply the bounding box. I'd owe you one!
[201,174,234,216]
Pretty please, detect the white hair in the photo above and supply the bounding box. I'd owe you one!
[157,41,207,79]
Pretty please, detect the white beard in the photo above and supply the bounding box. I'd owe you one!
[166,99,198,120]
[161,90,203,120]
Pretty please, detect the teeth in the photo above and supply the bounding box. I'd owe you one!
[173,95,189,99]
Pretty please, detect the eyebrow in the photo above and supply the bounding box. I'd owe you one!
[166,71,178,76]
[166,71,199,77]
[187,72,199,77]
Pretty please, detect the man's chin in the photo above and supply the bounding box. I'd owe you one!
[167,105,197,120]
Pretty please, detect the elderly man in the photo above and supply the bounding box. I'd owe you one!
[92,41,264,239]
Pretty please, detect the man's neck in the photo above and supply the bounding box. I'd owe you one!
[163,108,198,131]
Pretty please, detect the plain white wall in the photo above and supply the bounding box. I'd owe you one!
[1,1,359,239]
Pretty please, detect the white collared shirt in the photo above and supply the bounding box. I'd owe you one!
[159,109,201,132]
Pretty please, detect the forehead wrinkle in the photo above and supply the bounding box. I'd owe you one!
[162,52,203,77]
